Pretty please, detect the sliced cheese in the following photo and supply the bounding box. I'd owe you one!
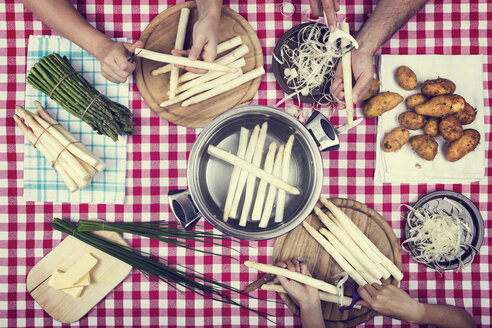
[61,285,84,298]
[62,253,98,285]
[48,269,91,290]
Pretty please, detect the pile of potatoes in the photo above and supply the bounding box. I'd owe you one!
[361,65,480,162]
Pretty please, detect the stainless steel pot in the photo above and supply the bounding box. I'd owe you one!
[168,105,339,240]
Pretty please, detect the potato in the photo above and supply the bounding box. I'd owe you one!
[382,127,410,152]
[453,101,477,125]
[439,115,463,141]
[406,94,428,109]
[423,117,440,137]
[395,65,418,90]
[445,129,480,162]
[363,92,404,118]
[420,78,456,97]
[359,79,380,102]
[410,135,438,161]
[398,111,426,130]
[414,94,465,117]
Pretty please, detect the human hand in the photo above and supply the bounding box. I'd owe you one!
[276,259,321,311]
[330,47,375,109]
[309,0,340,32]
[357,283,423,324]
[95,39,144,83]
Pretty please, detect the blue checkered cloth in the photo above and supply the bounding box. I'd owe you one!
[23,35,128,204]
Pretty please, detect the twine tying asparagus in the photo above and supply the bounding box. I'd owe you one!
[51,140,83,168]
[33,122,62,148]
[81,94,101,119]
[49,71,76,98]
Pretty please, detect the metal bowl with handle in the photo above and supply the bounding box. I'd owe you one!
[168,105,339,240]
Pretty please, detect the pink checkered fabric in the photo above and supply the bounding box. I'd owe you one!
[0,0,490,327]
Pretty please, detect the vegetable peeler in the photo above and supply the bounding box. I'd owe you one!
[335,273,362,314]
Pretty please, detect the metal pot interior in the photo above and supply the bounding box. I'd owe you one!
[188,106,322,240]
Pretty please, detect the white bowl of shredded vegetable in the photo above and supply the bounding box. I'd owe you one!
[402,190,484,271]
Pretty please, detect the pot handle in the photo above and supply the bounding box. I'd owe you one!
[305,111,340,152]
[168,189,202,230]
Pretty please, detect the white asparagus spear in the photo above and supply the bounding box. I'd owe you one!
[320,229,380,285]
[314,207,384,279]
[239,122,268,226]
[168,8,190,100]
[258,145,285,228]
[339,21,354,126]
[208,144,299,195]
[30,112,100,168]
[176,58,246,94]
[327,211,391,280]
[135,48,237,73]
[261,284,361,309]
[34,101,105,171]
[151,36,242,76]
[275,134,294,223]
[160,69,243,107]
[223,127,249,221]
[16,106,89,188]
[178,44,249,83]
[14,115,78,192]
[251,142,277,221]
[320,197,403,281]
[229,125,260,218]
[244,261,338,295]
[303,221,367,286]
[182,67,265,106]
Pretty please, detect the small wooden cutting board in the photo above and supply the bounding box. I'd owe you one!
[135,1,264,128]
[272,198,402,328]
[26,230,132,323]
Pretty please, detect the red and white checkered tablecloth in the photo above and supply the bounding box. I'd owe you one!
[0,0,490,327]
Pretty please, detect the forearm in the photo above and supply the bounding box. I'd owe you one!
[22,0,112,59]
[414,303,476,328]
[356,0,428,54]
[300,302,324,328]
[196,0,222,22]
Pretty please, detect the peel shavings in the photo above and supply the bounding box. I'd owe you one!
[274,23,345,106]
[402,198,477,271]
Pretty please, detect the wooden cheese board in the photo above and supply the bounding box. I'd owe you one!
[26,230,132,323]
[272,198,402,328]
[135,1,264,128]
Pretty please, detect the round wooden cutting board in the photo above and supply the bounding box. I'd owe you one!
[272,198,402,328]
[135,1,264,128]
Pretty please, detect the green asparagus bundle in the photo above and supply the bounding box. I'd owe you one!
[27,53,134,142]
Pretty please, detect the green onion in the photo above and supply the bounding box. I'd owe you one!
[51,218,270,320]
[27,53,134,142]
[76,219,246,260]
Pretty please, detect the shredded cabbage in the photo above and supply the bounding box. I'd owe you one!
[402,198,477,271]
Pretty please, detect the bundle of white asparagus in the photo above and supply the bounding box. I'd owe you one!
[206,123,298,228]
[149,9,264,108]
[14,101,105,192]
[301,197,404,286]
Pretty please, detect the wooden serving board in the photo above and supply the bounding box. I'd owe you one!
[26,230,132,323]
[135,1,264,128]
[272,198,402,328]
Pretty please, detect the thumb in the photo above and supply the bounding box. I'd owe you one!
[189,37,207,61]
[356,300,369,307]
[123,40,144,55]
[352,74,373,104]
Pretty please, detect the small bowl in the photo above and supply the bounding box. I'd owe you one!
[272,22,335,105]
[404,190,484,270]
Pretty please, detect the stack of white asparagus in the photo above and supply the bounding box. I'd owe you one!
[206,123,299,228]
[14,101,105,192]
[244,199,403,308]
[146,8,264,108]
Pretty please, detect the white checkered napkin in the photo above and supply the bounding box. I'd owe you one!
[23,35,128,204]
